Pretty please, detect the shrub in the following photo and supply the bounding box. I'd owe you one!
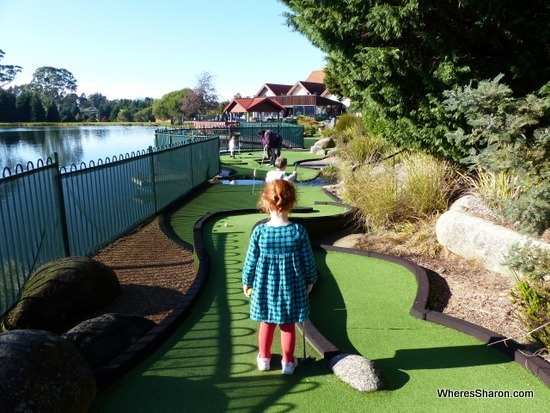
[461,169,519,225]
[399,153,456,220]
[340,152,456,231]
[296,116,320,136]
[340,161,399,230]
[320,164,339,184]
[302,123,318,137]
[444,76,550,235]
[334,113,363,136]
[506,243,550,350]
[338,125,390,164]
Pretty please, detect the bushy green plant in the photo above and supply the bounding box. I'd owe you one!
[334,113,363,136]
[340,161,399,230]
[296,116,320,137]
[506,242,550,282]
[340,152,456,231]
[506,243,550,349]
[338,125,390,164]
[461,169,518,224]
[443,77,550,235]
[399,152,456,220]
[320,164,339,184]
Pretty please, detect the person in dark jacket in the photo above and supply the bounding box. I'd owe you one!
[266,130,282,166]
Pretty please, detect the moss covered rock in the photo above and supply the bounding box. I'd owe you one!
[0,329,97,413]
[3,257,121,333]
[62,313,156,370]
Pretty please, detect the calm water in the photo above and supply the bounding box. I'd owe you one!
[0,126,157,171]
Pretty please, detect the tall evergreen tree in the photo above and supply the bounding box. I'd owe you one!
[30,93,46,122]
[0,89,17,121]
[15,91,32,122]
[45,100,60,122]
[282,0,550,161]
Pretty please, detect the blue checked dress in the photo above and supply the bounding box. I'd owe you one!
[242,222,317,324]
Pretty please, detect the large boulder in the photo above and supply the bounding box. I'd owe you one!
[310,145,326,155]
[0,329,97,413]
[62,313,156,369]
[314,137,336,149]
[3,257,121,333]
[436,195,550,276]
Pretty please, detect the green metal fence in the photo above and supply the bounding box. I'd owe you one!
[155,122,304,152]
[0,160,67,315]
[0,137,219,315]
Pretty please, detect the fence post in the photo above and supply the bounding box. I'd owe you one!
[148,146,158,213]
[53,153,71,257]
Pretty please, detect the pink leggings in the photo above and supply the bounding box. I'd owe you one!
[258,322,295,363]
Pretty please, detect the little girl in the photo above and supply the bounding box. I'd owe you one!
[242,180,317,375]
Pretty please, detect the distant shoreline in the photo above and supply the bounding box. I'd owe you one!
[0,122,172,128]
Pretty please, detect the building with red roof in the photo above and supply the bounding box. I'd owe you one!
[223,71,347,121]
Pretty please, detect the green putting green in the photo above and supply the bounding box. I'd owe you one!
[93,185,549,412]
[220,150,325,182]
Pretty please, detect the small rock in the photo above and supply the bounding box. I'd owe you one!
[329,353,384,392]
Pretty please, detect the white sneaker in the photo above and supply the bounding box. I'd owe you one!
[281,357,298,375]
[257,354,271,371]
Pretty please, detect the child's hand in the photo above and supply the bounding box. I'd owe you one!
[307,284,313,294]
[244,285,252,297]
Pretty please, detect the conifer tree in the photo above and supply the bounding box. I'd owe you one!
[281,0,550,161]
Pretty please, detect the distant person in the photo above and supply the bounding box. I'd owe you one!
[259,130,270,161]
[265,157,296,183]
[228,135,237,158]
[242,179,317,375]
[266,130,282,166]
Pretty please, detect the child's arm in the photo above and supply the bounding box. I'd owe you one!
[298,226,317,286]
[242,226,262,288]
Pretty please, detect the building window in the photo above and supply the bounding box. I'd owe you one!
[292,105,315,117]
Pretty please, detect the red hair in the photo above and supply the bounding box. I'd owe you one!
[259,180,297,215]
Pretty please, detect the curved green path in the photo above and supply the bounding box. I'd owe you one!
[93,185,549,412]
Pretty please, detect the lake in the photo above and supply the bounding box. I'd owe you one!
[0,126,158,171]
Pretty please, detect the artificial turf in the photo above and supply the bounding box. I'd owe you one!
[220,150,326,182]
[92,183,549,413]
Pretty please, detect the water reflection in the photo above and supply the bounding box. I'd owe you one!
[0,126,156,170]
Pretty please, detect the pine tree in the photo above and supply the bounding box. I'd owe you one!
[30,94,46,122]
[281,0,550,161]
[45,100,60,122]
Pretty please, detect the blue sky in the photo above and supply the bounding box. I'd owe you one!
[0,0,327,101]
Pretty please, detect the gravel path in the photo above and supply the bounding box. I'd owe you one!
[91,218,195,324]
